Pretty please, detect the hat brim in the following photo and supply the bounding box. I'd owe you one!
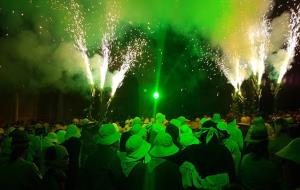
[127,141,151,160]
[276,142,300,166]
[245,135,268,143]
[150,144,179,158]
[238,123,250,126]
[96,132,121,145]
[180,134,200,147]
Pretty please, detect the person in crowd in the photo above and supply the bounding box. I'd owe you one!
[123,134,151,190]
[276,137,300,190]
[83,123,125,190]
[42,145,69,190]
[217,121,241,173]
[166,123,182,149]
[237,116,251,138]
[239,117,281,190]
[0,129,42,189]
[56,130,66,145]
[148,132,183,190]
[130,121,147,139]
[179,124,200,149]
[155,113,167,127]
[212,113,223,123]
[177,116,190,126]
[268,118,293,156]
[195,120,235,176]
[42,132,58,150]
[62,124,81,190]
[148,114,166,145]
[175,120,235,188]
[226,113,244,152]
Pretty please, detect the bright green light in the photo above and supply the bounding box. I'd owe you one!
[153,92,159,99]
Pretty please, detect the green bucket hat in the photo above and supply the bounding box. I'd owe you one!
[130,124,147,138]
[245,117,268,143]
[97,123,121,145]
[150,132,179,158]
[179,133,200,148]
[126,135,151,160]
[212,113,222,123]
[65,124,81,140]
[276,137,300,166]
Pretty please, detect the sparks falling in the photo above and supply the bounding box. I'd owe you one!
[99,1,118,90]
[111,39,147,97]
[100,34,110,90]
[248,17,271,85]
[277,6,300,84]
[219,52,251,95]
[68,0,94,87]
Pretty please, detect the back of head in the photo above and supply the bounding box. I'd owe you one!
[65,124,81,140]
[276,137,300,166]
[156,113,166,124]
[226,113,235,124]
[212,113,222,123]
[45,145,69,170]
[10,129,29,161]
[96,123,120,145]
[166,124,179,143]
[150,132,179,158]
[125,134,151,161]
[274,118,289,134]
[197,121,220,144]
[246,117,269,157]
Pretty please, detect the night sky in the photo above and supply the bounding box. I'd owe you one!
[0,0,299,121]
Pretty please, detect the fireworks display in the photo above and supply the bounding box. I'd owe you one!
[0,0,300,117]
[277,5,300,84]
[248,17,271,85]
[111,38,147,97]
[67,0,95,87]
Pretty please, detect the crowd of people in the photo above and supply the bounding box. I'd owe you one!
[0,111,300,190]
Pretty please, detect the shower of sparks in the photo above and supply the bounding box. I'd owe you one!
[219,54,249,94]
[100,34,110,90]
[100,0,118,90]
[277,6,300,84]
[67,0,94,87]
[248,17,271,85]
[111,39,147,97]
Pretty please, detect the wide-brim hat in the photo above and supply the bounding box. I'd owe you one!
[212,113,222,123]
[65,124,81,140]
[238,116,251,126]
[46,132,58,144]
[276,137,300,166]
[179,134,200,147]
[177,116,190,124]
[126,135,151,160]
[170,119,182,128]
[156,113,166,123]
[97,123,121,145]
[150,132,179,157]
[245,125,268,143]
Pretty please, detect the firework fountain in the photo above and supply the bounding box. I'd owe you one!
[67,0,95,91]
[218,12,272,114]
[248,17,271,86]
[103,39,147,119]
[270,6,300,111]
[275,6,300,85]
